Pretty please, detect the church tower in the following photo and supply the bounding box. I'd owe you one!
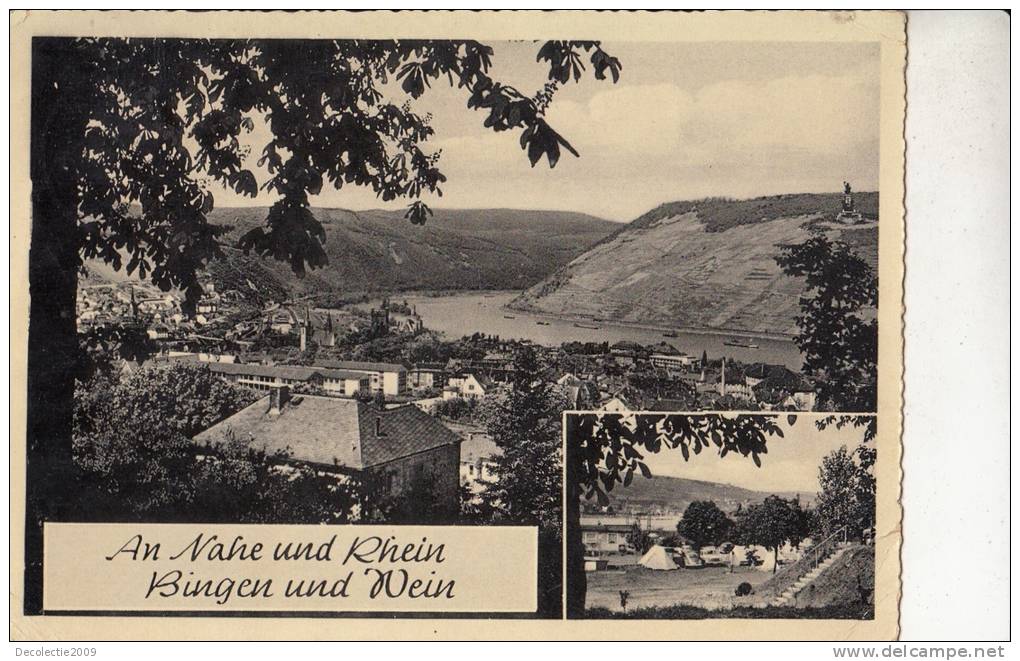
[299,306,310,352]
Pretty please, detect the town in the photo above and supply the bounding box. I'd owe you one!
[77,274,824,518]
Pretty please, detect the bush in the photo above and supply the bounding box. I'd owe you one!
[433,396,477,421]
[72,363,359,523]
[735,582,754,597]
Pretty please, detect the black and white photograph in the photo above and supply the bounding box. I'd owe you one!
[12,9,913,642]
[565,412,877,620]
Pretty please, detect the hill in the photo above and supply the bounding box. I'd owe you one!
[509,192,879,336]
[198,206,616,302]
[595,474,814,516]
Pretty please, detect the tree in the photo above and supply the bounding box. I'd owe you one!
[734,495,811,573]
[187,435,362,525]
[816,444,876,540]
[625,367,697,408]
[480,346,568,618]
[372,469,458,525]
[72,363,359,523]
[432,396,477,421]
[566,412,787,615]
[677,500,734,550]
[27,37,620,611]
[75,362,256,439]
[776,236,877,411]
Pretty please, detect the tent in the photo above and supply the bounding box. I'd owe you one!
[729,545,777,572]
[639,545,680,570]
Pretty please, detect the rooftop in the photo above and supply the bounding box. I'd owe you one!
[580,523,638,533]
[317,359,407,373]
[193,395,461,470]
[206,362,323,381]
[648,342,684,356]
[459,434,501,464]
[411,363,446,372]
[315,368,372,382]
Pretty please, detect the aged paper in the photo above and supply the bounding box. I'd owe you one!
[10,10,905,640]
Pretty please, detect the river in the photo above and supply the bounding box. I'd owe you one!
[386,291,803,370]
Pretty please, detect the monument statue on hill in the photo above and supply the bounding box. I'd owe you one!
[837,180,864,224]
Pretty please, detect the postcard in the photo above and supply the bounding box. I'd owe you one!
[9,9,905,640]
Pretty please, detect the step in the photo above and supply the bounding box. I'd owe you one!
[774,546,853,606]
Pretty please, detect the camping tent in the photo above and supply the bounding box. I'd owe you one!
[729,544,777,572]
[639,545,680,570]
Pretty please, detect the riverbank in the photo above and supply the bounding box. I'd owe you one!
[503,299,798,344]
[339,287,799,342]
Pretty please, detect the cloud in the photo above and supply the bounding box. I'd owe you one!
[205,61,880,221]
[546,83,695,156]
[543,72,878,166]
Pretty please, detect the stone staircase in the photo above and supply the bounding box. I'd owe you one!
[771,543,852,607]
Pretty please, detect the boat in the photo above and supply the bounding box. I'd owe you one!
[723,338,760,349]
[574,322,600,330]
[536,320,550,326]
[503,314,516,319]
[663,330,678,338]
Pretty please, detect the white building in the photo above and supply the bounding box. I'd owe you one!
[648,342,697,372]
[444,372,492,401]
[317,368,371,397]
[459,433,501,499]
[650,351,695,371]
[317,360,408,396]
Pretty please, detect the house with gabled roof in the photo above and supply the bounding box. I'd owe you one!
[749,365,817,411]
[193,386,462,518]
[444,371,493,401]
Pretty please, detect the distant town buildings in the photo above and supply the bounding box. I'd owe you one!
[206,362,369,396]
[648,342,699,372]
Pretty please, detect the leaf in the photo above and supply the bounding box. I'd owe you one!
[235,170,258,198]
[637,461,651,480]
[526,136,543,167]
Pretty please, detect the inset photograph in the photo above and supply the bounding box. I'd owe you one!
[565,412,876,619]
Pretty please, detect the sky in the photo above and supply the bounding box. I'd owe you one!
[212,41,880,222]
[641,415,873,494]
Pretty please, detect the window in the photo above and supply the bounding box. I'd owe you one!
[607,533,617,544]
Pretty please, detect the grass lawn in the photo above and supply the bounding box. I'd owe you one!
[584,602,875,620]
[585,565,774,612]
